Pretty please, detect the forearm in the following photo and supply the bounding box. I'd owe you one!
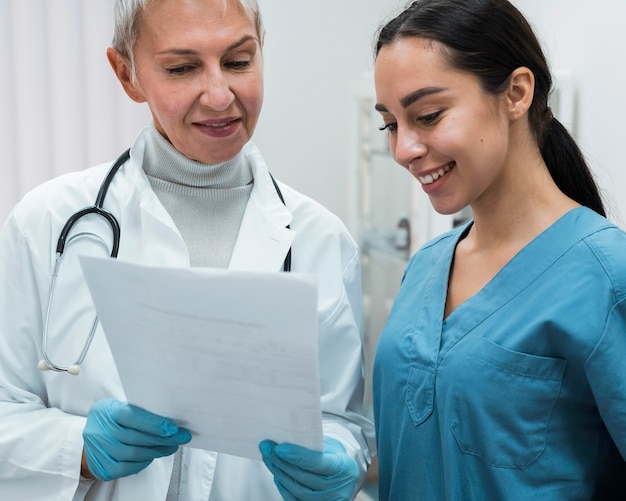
[81,450,94,479]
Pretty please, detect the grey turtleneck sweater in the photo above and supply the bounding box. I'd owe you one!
[142,124,254,268]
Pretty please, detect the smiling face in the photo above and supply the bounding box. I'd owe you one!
[109,0,264,165]
[374,37,512,215]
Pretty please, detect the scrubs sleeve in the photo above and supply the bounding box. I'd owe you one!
[317,232,375,486]
[585,298,626,459]
[0,212,86,499]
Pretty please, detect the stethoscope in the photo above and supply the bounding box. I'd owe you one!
[38,149,291,376]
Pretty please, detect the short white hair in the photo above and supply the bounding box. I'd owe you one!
[111,0,263,77]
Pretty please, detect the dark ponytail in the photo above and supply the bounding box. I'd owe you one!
[541,115,605,216]
[375,0,605,216]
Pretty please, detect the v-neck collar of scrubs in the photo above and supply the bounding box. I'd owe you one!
[425,206,612,363]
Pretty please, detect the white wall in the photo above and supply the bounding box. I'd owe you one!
[0,0,149,223]
[253,0,405,223]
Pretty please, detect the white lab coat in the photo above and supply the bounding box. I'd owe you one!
[0,128,374,500]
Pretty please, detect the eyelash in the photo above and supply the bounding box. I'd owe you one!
[419,110,443,124]
[379,110,444,133]
[166,60,251,76]
[379,122,397,133]
[167,65,194,76]
[225,60,251,69]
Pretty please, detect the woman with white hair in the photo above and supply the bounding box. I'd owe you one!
[0,1,374,499]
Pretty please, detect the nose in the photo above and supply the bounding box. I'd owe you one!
[199,70,235,111]
[393,128,427,169]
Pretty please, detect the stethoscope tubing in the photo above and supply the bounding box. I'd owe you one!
[39,150,129,375]
[55,149,129,256]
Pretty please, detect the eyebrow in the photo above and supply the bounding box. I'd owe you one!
[155,35,259,57]
[375,86,448,112]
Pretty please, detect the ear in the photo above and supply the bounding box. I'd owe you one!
[504,66,534,120]
[106,47,146,104]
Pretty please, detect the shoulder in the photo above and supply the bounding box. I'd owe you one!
[244,142,358,254]
[281,182,351,234]
[8,164,112,233]
[537,207,626,302]
[262,176,360,278]
[280,182,360,274]
[580,217,626,300]
[0,165,114,277]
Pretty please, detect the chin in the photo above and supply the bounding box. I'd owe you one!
[430,202,466,216]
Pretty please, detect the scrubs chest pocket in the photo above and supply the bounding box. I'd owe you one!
[450,338,566,468]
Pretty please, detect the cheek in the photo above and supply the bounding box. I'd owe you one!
[144,86,188,124]
[428,126,460,158]
[241,77,264,115]
[437,111,502,160]
[474,117,510,162]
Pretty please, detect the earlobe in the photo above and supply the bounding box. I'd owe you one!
[506,67,535,120]
[106,47,146,104]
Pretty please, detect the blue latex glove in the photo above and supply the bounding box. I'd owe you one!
[259,436,360,501]
[83,398,192,481]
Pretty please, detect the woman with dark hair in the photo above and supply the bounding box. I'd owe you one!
[372,0,626,499]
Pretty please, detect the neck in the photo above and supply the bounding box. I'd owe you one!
[467,143,579,250]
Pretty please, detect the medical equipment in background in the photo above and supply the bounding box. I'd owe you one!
[38,149,291,376]
[393,214,411,251]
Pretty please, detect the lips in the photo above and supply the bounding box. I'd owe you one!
[195,117,241,138]
[418,161,456,185]
[196,116,240,127]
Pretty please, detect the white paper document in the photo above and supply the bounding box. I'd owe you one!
[79,256,323,460]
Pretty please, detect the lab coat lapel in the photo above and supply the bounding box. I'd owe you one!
[119,147,190,266]
[229,145,295,272]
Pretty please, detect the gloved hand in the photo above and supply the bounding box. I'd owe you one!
[83,398,192,481]
[259,436,360,501]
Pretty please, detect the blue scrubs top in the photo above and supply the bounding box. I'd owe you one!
[373,207,626,500]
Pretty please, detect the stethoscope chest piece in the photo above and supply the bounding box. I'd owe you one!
[38,359,80,376]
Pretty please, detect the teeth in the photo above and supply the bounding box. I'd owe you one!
[419,161,455,185]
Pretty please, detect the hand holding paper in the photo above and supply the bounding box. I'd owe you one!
[83,398,192,481]
[259,436,360,501]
